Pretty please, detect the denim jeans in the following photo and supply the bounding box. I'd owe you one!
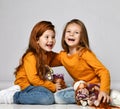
[13,85,55,105]
[54,87,76,104]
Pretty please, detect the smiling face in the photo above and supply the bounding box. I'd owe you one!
[37,30,56,52]
[64,23,81,50]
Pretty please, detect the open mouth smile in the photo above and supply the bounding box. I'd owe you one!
[68,38,75,41]
[46,44,53,48]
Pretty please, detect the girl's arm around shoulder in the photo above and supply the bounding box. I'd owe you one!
[49,51,64,67]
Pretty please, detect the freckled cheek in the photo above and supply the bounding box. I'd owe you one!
[65,33,69,38]
[64,36,68,41]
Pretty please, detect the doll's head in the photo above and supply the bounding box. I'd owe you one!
[74,80,89,106]
[74,80,87,91]
[45,65,54,81]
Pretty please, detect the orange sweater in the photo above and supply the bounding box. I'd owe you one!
[52,48,110,94]
[14,52,58,92]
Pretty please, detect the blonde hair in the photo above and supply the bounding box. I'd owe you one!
[61,19,90,53]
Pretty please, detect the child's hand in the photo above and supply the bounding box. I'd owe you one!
[55,82,62,91]
[98,91,111,103]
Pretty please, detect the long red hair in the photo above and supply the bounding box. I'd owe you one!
[14,21,55,80]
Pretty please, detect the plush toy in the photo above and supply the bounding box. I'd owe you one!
[45,65,66,89]
[45,65,54,81]
[53,74,67,89]
[73,80,100,106]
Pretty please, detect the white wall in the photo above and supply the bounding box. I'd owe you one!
[0,0,120,88]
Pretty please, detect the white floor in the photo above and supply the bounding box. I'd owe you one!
[0,104,101,109]
[0,104,120,109]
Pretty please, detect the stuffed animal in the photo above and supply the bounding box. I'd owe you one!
[45,65,67,89]
[53,74,67,89]
[45,65,54,81]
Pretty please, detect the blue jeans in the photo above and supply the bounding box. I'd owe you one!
[54,87,76,104]
[13,86,55,105]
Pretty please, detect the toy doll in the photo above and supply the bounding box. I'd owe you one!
[45,65,66,89]
[87,83,100,106]
[73,80,100,106]
[53,74,67,89]
[45,65,54,81]
[74,80,90,106]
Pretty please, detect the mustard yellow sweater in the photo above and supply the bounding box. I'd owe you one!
[53,48,111,94]
[14,52,58,92]
[14,49,110,94]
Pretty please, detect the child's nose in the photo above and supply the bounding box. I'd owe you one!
[49,38,53,42]
[70,32,74,36]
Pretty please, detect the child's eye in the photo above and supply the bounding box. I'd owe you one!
[75,32,79,34]
[66,30,70,33]
[45,36,49,38]
[52,36,55,39]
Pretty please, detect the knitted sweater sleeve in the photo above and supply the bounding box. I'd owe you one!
[82,50,111,94]
[23,53,56,92]
[49,51,63,67]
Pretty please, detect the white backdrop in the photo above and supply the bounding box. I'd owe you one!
[0,0,120,88]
